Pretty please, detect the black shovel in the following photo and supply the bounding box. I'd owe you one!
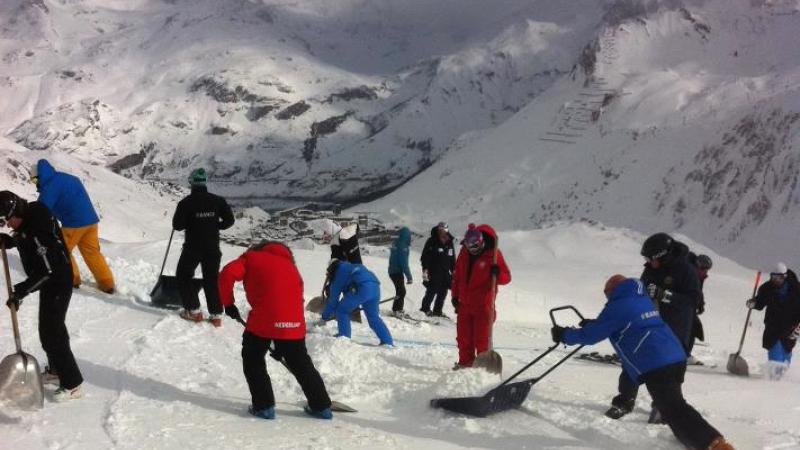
[0,243,44,410]
[149,230,202,310]
[430,306,585,417]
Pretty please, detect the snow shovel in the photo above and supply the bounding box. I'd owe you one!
[0,243,44,410]
[727,271,761,376]
[473,237,502,375]
[431,305,585,417]
[233,317,357,412]
[149,230,202,310]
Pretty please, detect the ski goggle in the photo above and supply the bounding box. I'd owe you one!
[463,230,483,249]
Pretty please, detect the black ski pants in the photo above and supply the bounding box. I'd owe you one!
[390,273,406,312]
[641,362,722,449]
[39,278,83,389]
[241,332,331,411]
[176,246,222,315]
[420,278,449,315]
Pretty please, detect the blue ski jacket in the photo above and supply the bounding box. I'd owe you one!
[36,159,99,228]
[388,227,412,281]
[323,262,380,318]
[563,278,686,383]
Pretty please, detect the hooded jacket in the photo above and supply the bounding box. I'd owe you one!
[450,224,511,314]
[322,261,380,319]
[36,159,99,228]
[752,269,800,352]
[218,243,306,340]
[563,278,687,383]
[420,226,455,286]
[388,227,412,281]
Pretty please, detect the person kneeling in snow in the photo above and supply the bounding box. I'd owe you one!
[746,262,800,380]
[551,275,734,450]
[320,259,393,346]
[218,241,333,419]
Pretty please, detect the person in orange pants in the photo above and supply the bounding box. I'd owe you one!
[32,159,115,293]
[450,224,511,369]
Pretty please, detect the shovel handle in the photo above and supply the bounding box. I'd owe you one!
[1,243,23,353]
[549,305,584,326]
[157,230,175,278]
[735,271,761,355]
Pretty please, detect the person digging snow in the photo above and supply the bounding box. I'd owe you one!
[172,168,235,326]
[388,226,413,317]
[320,259,393,346]
[746,262,800,380]
[0,191,84,402]
[218,241,333,419]
[450,224,511,369]
[687,253,713,363]
[552,275,735,450]
[33,159,116,294]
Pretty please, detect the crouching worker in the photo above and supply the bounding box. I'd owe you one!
[321,259,393,346]
[551,275,734,450]
[218,241,333,420]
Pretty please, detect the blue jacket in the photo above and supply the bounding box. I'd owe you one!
[563,279,686,383]
[36,159,99,228]
[388,227,412,281]
[322,262,380,319]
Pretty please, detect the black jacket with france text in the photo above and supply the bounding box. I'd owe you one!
[1,202,72,298]
[752,269,800,352]
[640,240,701,351]
[172,186,235,252]
[420,226,455,288]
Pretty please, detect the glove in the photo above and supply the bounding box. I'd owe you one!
[224,305,242,322]
[551,325,566,344]
[490,264,500,277]
[745,298,757,309]
[6,292,21,311]
[660,290,673,304]
[578,318,594,327]
[789,324,800,341]
[451,297,459,314]
[696,303,705,315]
[646,284,670,302]
[406,278,413,285]
[422,270,429,282]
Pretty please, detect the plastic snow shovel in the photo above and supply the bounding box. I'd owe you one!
[431,306,585,417]
[149,230,202,309]
[727,271,761,376]
[473,238,502,375]
[306,295,361,323]
[0,243,44,410]
[233,317,357,412]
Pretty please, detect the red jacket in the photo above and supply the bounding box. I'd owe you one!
[218,243,306,339]
[451,224,511,314]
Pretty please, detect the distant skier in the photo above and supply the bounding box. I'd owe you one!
[218,241,333,419]
[420,222,455,317]
[552,275,735,450]
[606,232,701,420]
[330,223,361,264]
[388,227,413,317]
[0,191,84,402]
[746,262,800,380]
[172,168,235,326]
[450,224,511,369]
[687,253,713,362]
[320,259,393,346]
[32,159,115,293]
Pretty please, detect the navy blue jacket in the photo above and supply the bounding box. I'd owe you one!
[36,159,99,228]
[388,227,412,281]
[322,262,380,319]
[563,279,686,383]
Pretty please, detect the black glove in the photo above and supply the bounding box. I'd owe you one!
[0,232,13,246]
[451,297,459,314]
[696,303,705,315]
[6,291,21,311]
[551,325,565,344]
[490,264,500,277]
[745,298,757,309]
[578,318,594,327]
[224,305,242,322]
[646,283,672,302]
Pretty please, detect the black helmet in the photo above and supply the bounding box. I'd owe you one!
[696,254,712,270]
[0,191,22,220]
[641,233,672,261]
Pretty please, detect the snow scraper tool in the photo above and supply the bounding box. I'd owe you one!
[473,237,502,375]
[149,230,202,309]
[727,271,761,376]
[431,306,585,417]
[0,243,44,410]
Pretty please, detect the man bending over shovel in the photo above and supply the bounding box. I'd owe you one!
[551,275,734,450]
[0,191,84,402]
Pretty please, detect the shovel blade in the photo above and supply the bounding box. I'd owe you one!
[330,400,358,413]
[305,296,325,313]
[726,353,749,376]
[473,350,503,375]
[431,379,534,417]
[0,351,44,410]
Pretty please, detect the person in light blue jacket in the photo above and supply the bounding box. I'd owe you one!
[552,275,732,450]
[388,227,412,315]
[321,260,393,346]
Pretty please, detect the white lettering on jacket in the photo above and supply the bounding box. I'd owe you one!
[274,322,302,329]
[640,311,660,320]
[196,212,216,218]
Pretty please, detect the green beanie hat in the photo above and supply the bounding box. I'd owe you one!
[189,168,207,186]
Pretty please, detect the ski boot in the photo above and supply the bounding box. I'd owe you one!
[604,400,634,420]
[303,405,333,420]
[249,406,276,420]
[53,384,83,402]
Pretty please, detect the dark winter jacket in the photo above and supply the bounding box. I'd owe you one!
[563,278,687,383]
[752,270,800,352]
[420,226,455,288]
[388,227,412,281]
[36,159,99,228]
[330,224,362,264]
[640,240,701,351]
[1,202,72,299]
[172,186,234,252]
[322,262,380,320]
[218,243,305,340]
[450,224,511,314]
